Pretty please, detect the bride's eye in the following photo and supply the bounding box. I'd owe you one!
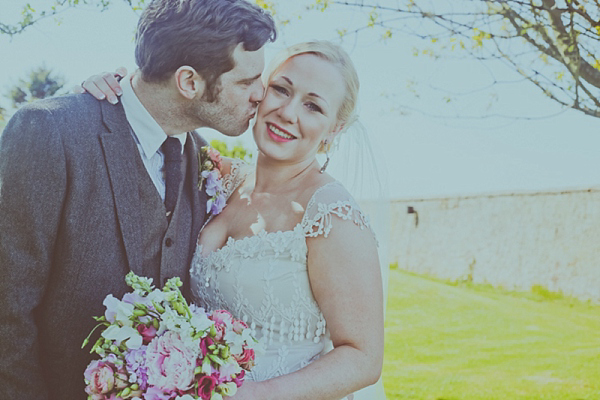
[271,84,288,95]
[306,102,322,113]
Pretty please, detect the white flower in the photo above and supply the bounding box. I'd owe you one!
[163,290,178,303]
[101,325,143,349]
[103,295,136,327]
[210,392,223,400]
[190,311,213,334]
[176,395,195,400]
[159,305,193,338]
[217,382,238,397]
[147,289,166,305]
[223,328,252,355]
[201,356,212,376]
[219,359,242,377]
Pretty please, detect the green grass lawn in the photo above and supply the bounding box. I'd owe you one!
[382,269,600,399]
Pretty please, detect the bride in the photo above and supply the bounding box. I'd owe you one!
[83,41,384,399]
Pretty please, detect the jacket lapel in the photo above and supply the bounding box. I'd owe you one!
[187,132,208,244]
[99,102,144,276]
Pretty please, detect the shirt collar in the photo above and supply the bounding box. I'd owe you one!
[120,73,187,157]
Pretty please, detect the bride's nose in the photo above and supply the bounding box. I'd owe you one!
[276,98,298,124]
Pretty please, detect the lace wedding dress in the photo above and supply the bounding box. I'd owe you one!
[190,161,384,398]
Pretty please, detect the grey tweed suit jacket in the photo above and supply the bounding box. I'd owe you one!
[0,94,208,399]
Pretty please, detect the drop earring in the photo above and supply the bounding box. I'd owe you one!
[319,139,330,174]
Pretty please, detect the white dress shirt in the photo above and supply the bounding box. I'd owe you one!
[120,74,187,201]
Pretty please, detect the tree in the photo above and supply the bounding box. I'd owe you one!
[210,139,253,161]
[6,65,66,108]
[0,106,6,132]
[0,1,147,36]
[306,0,600,119]
[3,1,598,118]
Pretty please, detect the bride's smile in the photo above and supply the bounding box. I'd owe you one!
[253,53,345,165]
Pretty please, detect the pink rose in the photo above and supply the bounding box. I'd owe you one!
[232,319,248,334]
[207,148,223,171]
[213,323,226,341]
[84,360,115,395]
[146,331,199,391]
[197,375,218,400]
[200,337,214,357]
[233,370,245,388]
[137,323,158,344]
[234,348,255,370]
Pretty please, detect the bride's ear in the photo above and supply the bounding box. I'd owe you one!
[174,66,206,100]
[329,122,345,140]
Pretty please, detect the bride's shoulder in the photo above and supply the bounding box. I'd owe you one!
[219,157,253,199]
[219,156,250,177]
[302,180,373,239]
[306,180,358,209]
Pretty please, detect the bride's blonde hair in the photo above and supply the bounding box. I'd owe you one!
[263,41,360,153]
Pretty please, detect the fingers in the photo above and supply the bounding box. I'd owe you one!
[115,66,128,78]
[103,71,124,99]
[82,72,121,104]
[72,84,85,94]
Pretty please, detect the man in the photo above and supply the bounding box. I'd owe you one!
[0,0,276,398]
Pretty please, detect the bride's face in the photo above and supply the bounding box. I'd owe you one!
[253,54,345,164]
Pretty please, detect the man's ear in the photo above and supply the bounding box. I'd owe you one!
[174,66,206,100]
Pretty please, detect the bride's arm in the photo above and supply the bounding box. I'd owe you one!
[234,217,384,399]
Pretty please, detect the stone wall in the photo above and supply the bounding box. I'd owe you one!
[360,188,600,302]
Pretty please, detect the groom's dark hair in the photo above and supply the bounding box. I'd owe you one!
[135,0,276,101]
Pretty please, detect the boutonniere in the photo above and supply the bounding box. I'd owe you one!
[198,146,226,216]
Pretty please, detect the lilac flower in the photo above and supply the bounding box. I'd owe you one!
[208,193,227,215]
[125,345,149,390]
[201,170,222,197]
[201,169,227,216]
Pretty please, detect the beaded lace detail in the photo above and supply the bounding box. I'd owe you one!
[190,161,375,381]
[220,158,246,200]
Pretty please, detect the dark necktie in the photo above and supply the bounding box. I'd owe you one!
[161,137,182,218]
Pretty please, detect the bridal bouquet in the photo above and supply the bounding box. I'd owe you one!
[82,272,259,400]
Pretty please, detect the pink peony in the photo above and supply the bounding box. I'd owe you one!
[84,360,115,395]
[197,375,218,400]
[234,348,255,370]
[144,386,174,400]
[114,367,129,390]
[146,331,199,392]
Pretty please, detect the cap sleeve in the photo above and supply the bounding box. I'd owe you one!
[301,181,376,241]
[221,158,251,200]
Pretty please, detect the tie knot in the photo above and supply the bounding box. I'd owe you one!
[162,137,182,161]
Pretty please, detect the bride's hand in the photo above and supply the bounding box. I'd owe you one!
[73,67,127,104]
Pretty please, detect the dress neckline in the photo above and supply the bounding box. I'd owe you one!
[197,179,342,258]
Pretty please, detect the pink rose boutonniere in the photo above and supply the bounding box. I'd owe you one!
[198,146,226,216]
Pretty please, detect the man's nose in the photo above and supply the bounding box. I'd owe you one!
[250,80,265,103]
